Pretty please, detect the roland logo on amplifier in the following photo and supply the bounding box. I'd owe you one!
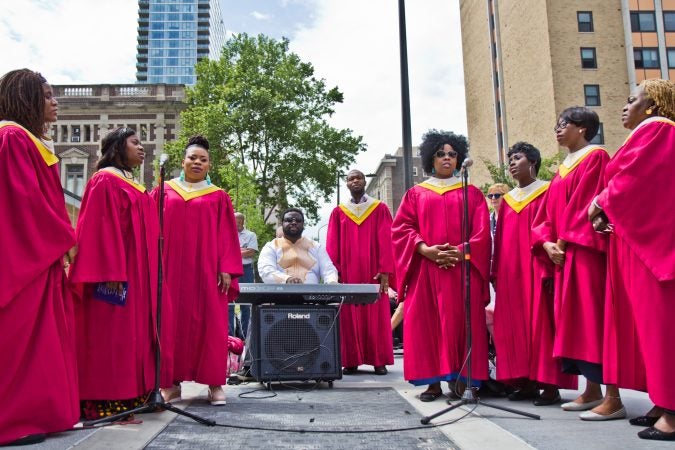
[287,312,311,319]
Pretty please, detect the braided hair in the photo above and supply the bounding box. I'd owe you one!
[95,127,137,171]
[642,79,675,121]
[0,69,49,138]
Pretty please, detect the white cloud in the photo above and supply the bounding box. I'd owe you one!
[289,0,466,230]
[0,0,138,84]
[251,10,272,21]
[290,0,466,175]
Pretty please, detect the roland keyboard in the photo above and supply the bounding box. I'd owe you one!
[237,283,379,305]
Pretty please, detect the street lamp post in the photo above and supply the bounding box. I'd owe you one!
[398,0,414,191]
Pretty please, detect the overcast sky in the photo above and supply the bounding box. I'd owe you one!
[1,0,467,234]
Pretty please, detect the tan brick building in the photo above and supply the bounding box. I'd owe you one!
[460,0,674,185]
[50,83,186,224]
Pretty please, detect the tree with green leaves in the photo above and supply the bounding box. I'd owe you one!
[165,33,365,227]
[479,151,565,193]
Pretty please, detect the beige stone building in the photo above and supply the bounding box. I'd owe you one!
[50,83,186,224]
[460,0,674,185]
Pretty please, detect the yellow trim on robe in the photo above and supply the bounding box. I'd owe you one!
[503,182,549,213]
[338,199,381,226]
[622,116,675,146]
[557,146,605,179]
[166,179,221,201]
[99,168,147,193]
[418,180,463,195]
[0,121,59,166]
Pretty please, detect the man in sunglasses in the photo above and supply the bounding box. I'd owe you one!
[258,208,338,284]
[487,183,509,238]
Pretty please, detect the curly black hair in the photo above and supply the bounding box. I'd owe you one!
[419,129,469,174]
[507,141,542,175]
[559,107,599,142]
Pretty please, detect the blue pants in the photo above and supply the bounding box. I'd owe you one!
[229,263,253,338]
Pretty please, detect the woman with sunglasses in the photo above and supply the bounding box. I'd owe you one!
[532,107,624,421]
[588,79,675,440]
[392,130,491,402]
[69,127,175,420]
[486,183,508,238]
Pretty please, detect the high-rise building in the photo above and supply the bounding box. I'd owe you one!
[459,0,674,185]
[136,0,226,85]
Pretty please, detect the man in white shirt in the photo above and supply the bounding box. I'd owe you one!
[258,208,338,284]
[229,212,258,339]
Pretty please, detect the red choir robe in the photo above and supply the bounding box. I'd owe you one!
[492,181,577,389]
[392,179,491,384]
[596,117,675,409]
[531,147,609,367]
[69,169,174,400]
[326,198,395,368]
[0,123,79,444]
[150,180,242,386]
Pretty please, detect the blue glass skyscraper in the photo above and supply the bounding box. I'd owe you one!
[136,0,226,85]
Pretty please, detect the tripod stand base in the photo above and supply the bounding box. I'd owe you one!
[420,390,541,424]
[82,389,216,427]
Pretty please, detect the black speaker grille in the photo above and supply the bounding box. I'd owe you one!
[264,316,321,373]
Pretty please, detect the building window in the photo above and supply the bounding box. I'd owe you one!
[65,164,85,197]
[634,48,660,69]
[71,126,80,143]
[412,167,418,176]
[665,12,675,32]
[580,47,597,69]
[630,11,657,32]
[577,11,594,32]
[667,48,675,69]
[590,123,604,145]
[584,84,601,106]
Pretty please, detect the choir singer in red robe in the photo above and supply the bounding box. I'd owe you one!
[326,169,395,376]
[69,127,174,420]
[392,130,491,402]
[0,69,79,446]
[531,107,625,421]
[152,135,242,406]
[491,142,576,405]
[589,79,675,441]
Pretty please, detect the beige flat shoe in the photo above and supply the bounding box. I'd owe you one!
[161,384,181,403]
[208,385,226,406]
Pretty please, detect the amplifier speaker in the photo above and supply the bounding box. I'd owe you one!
[250,305,342,383]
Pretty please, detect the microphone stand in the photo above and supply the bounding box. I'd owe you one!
[83,160,215,427]
[421,160,539,425]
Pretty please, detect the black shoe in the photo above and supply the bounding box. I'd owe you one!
[419,391,443,402]
[508,389,540,401]
[629,415,660,427]
[533,393,561,406]
[637,426,675,441]
[2,434,46,446]
[342,366,358,375]
[235,366,254,381]
[373,366,388,375]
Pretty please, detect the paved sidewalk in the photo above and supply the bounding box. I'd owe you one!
[15,352,668,449]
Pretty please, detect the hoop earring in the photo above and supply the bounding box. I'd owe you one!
[179,170,185,182]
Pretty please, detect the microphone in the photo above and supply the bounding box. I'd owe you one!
[159,153,169,167]
[461,156,473,169]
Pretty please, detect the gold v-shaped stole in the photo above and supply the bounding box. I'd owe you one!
[558,147,604,178]
[339,198,381,225]
[418,180,462,195]
[100,168,147,192]
[503,182,549,213]
[0,122,59,166]
[277,237,315,282]
[167,179,221,201]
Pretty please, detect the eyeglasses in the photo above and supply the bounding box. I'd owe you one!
[553,120,569,132]
[435,150,458,159]
[487,193,502,199]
